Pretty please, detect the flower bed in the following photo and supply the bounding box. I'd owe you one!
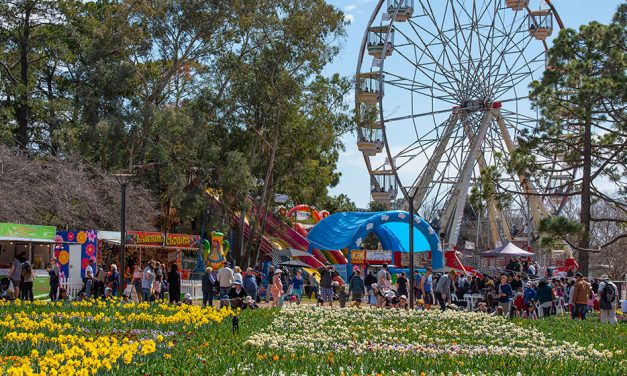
[0,301,625,375]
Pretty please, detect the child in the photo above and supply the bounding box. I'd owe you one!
[513,288,525,317]
[523,303,538,320]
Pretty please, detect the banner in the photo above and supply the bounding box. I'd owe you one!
[350,250,366,265]
[126,231,164,246]
[165,234,200,248]
[0,223,56,240]
[366,250,392,264]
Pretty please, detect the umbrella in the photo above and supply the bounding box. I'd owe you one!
[278,260,311,268]
[269,248,311,258]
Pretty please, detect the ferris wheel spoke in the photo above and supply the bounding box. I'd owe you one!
[400,23,462,95]
[492,49,546,99]
[392,32,461,96]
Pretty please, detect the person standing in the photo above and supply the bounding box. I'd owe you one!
[536,280,555,317]
[434,270,456,311]
[167,264,181,303]
[201,267,216,307]
[414,270,422,300]
[318,263,336,307]
[598,275,618,324]
[48,258,60,301]
[141,261,155,303]
[377,264,391,289]
[308,272,319,300]
[85,257,96,298]
[20,259,34,302]
[420,267,434,310]
[271,269,283,308]
[217,263,234,298]
[265,266,275,303]
[94,264,107,299]
[290,270,304,304]
[364,271,377,294]
[572,272,592,320]
[496,275,514,317]
[348,269,365,307]
[8,253,24,300]
[396,272,409,298]
[233,266,243,285]
[108,264,120,297]
[243,267,258,302]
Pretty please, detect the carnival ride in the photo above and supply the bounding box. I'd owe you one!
[355,0,573,254]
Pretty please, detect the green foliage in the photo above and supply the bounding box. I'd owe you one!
[0,0,351,240]
[537,216,582,250]
[321,194,357,214]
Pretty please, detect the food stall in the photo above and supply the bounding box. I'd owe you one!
[98,231,201,281]
[0,223,56,275]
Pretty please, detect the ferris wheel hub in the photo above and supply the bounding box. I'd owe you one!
[459,98,490,112]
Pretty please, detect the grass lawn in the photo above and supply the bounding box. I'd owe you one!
[0,300,625,375]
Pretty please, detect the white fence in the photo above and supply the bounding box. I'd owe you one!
[59,277,84,297]
[58,277,203,300]
[181,280,202,300]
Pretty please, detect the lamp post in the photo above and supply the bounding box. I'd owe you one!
[408,194,415,309]
[112,173,134,293]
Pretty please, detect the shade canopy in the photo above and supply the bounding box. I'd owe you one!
[269,248,311,258]
[306,211,443,269]
[278,260,312,268]
[480,242,535,258]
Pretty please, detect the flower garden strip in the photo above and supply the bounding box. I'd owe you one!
[0,301,625,375]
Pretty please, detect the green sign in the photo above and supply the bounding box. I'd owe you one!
[0,223,56,240]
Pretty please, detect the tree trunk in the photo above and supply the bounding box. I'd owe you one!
[16,8,31,149]
[578,108,593,276]
[245,138,278,261]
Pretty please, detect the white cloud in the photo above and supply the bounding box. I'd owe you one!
[344,14,355,23]
[345,4,357,11]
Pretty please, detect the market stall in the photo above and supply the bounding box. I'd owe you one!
[0,223,56,274]
[98,231,201,281]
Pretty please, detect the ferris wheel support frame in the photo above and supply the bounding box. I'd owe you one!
[440,111,494,247]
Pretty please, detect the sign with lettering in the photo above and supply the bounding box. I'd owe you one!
[350,250,366,265]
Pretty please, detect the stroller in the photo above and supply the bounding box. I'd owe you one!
[0,277,14,301]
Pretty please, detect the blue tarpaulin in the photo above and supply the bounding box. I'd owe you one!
[306,211,443,269]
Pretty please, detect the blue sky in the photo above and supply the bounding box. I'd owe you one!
[324,0,624,209]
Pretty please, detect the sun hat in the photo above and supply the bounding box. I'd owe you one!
[89,256,96,262]
[600,274,610,280]
[575,272,583,278]
[399,295,407,300]
[274,269,283,274]
[233,280,242,285]
[221,295,231,301]
[417,299,424,304]
[205,267,212,273]
[184,293,191,299]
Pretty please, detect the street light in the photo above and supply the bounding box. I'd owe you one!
[112,173,134,293]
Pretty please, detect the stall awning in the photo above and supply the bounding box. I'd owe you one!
[0,223,56,243]
[97,231,121,244]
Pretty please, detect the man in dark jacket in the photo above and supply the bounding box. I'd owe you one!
[317,263,336,307]
[201,267,217,307]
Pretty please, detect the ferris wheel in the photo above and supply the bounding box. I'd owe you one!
[355,0,572,249]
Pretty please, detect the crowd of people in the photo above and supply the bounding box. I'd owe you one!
[1,252,624,325]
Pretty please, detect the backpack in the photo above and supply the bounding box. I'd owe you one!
[602,282,617,303]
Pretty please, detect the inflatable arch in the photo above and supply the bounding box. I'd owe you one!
[306,211,443,269]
